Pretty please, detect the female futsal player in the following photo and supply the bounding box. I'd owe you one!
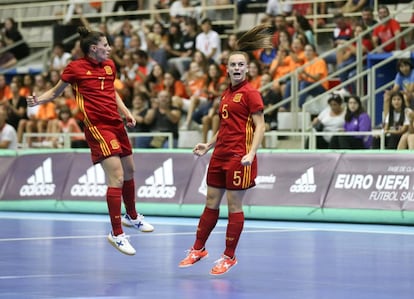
[178,24,273,275]
[27,27,153,256]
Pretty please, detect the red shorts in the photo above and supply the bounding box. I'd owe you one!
[84,123,132,164]
[206,155,257,190]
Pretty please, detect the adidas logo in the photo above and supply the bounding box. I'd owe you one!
[20,158,56,196]
[70,164,107,197]
[289,167,317,193]
[137,158,176,198]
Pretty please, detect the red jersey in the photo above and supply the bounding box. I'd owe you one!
[213,80,263,159]
[373,19,406,52]
[60,56,122,128]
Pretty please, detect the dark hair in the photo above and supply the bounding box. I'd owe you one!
[296,15,313,33]
[345,95,365,122]
[387,91,406,128]
[397,58,413,73]
[328,93,343,105]
[77,26,106,55]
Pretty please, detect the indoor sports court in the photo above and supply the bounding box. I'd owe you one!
[1,212,413,299]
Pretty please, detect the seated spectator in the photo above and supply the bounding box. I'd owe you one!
[47,106,86,148]
[382,58,414,121]
[373,91,409,149]
[169,0,202,24]
[48,43,72,74]
[372,5,406,53]
[360,6,377,28]
[330,95,372,149]
[0,74,12,104]
[292,14,315,47]
[284,44,329,108]
[112,0,144,12]
[128,92,151,148]
[247,60,263,90]
[271,14,295,49]
[144,90,181,148]
[336,22,373,92]
[0,18,30,60]
[167,17,198,77]
[261,73,283,148]
[309,94,345,149]
[397,109,414,150]
[200,82,227,144]
[0,106,17,150]
[195,18,221,64]
[182,63,225,130]
[324,13,353,70]
[2,81,27,131]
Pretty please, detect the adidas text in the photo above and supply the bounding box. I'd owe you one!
[20,183,56,196]
[290,184,317,193]
[70,184,107,197]
[137,185,176,198]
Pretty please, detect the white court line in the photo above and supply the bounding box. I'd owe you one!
[1,212,414,235]
[0,229,298,243]
[0,273,78,280]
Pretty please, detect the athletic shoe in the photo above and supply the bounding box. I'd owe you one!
[107,232,136,255]
[178,248,209,268]
[122,214,154,232]
[210,255,238,275]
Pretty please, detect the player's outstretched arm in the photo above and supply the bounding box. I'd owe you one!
[26,80,69,107]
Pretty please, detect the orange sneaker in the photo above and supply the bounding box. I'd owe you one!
[178,248,209,268]
[210,255,237,275]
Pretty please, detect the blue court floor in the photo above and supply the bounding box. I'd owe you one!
[0,211,414,299]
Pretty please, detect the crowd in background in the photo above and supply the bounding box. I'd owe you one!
[0,0,413,150]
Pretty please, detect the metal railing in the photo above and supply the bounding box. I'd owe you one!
[21,131,174,149]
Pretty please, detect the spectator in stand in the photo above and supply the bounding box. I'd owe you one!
[145,90,181,148]
[0,74,12,104]
[360,6,377,28]
[373,91,409,149]
[325,13,353,70]
[167,17,197,77]
[293,14,315,47]
[110,35,126,73]
[119,51,138,99]
[0,106,17,150]
[372,5,406,53]
[145,63,165,99]
[0,17,30,60]
[382,58,414,122]
[284,44,329,108]
[162,70,189,103]
[330,95,372,149]
[271,14,295,49]
[265,0,292,17]
[196,18,221,64]
[127,92,151,148]
[397,109,414,150]
[182,63,226,130]
[247,60,263,90]
[200,82,226,144]
[261,72,282,147]
[164,22,183,61]
[46,106,86,148]
[336,22,373,92]
[0,39,17,70]
[3,81,27,131]
[49,43,72,74]
[310,93,345,149]
[175,59,206,114]
[145,32,168,71]
[18,74,33,98]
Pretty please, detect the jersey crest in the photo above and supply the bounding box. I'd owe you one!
[233,93,242,103]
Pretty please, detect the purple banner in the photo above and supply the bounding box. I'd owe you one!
[3,153,74,200]
[133,152,197,203]
[324,153,414,210]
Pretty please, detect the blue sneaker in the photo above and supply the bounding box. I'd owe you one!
[107,232,136,255]
[122,214,154,232]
